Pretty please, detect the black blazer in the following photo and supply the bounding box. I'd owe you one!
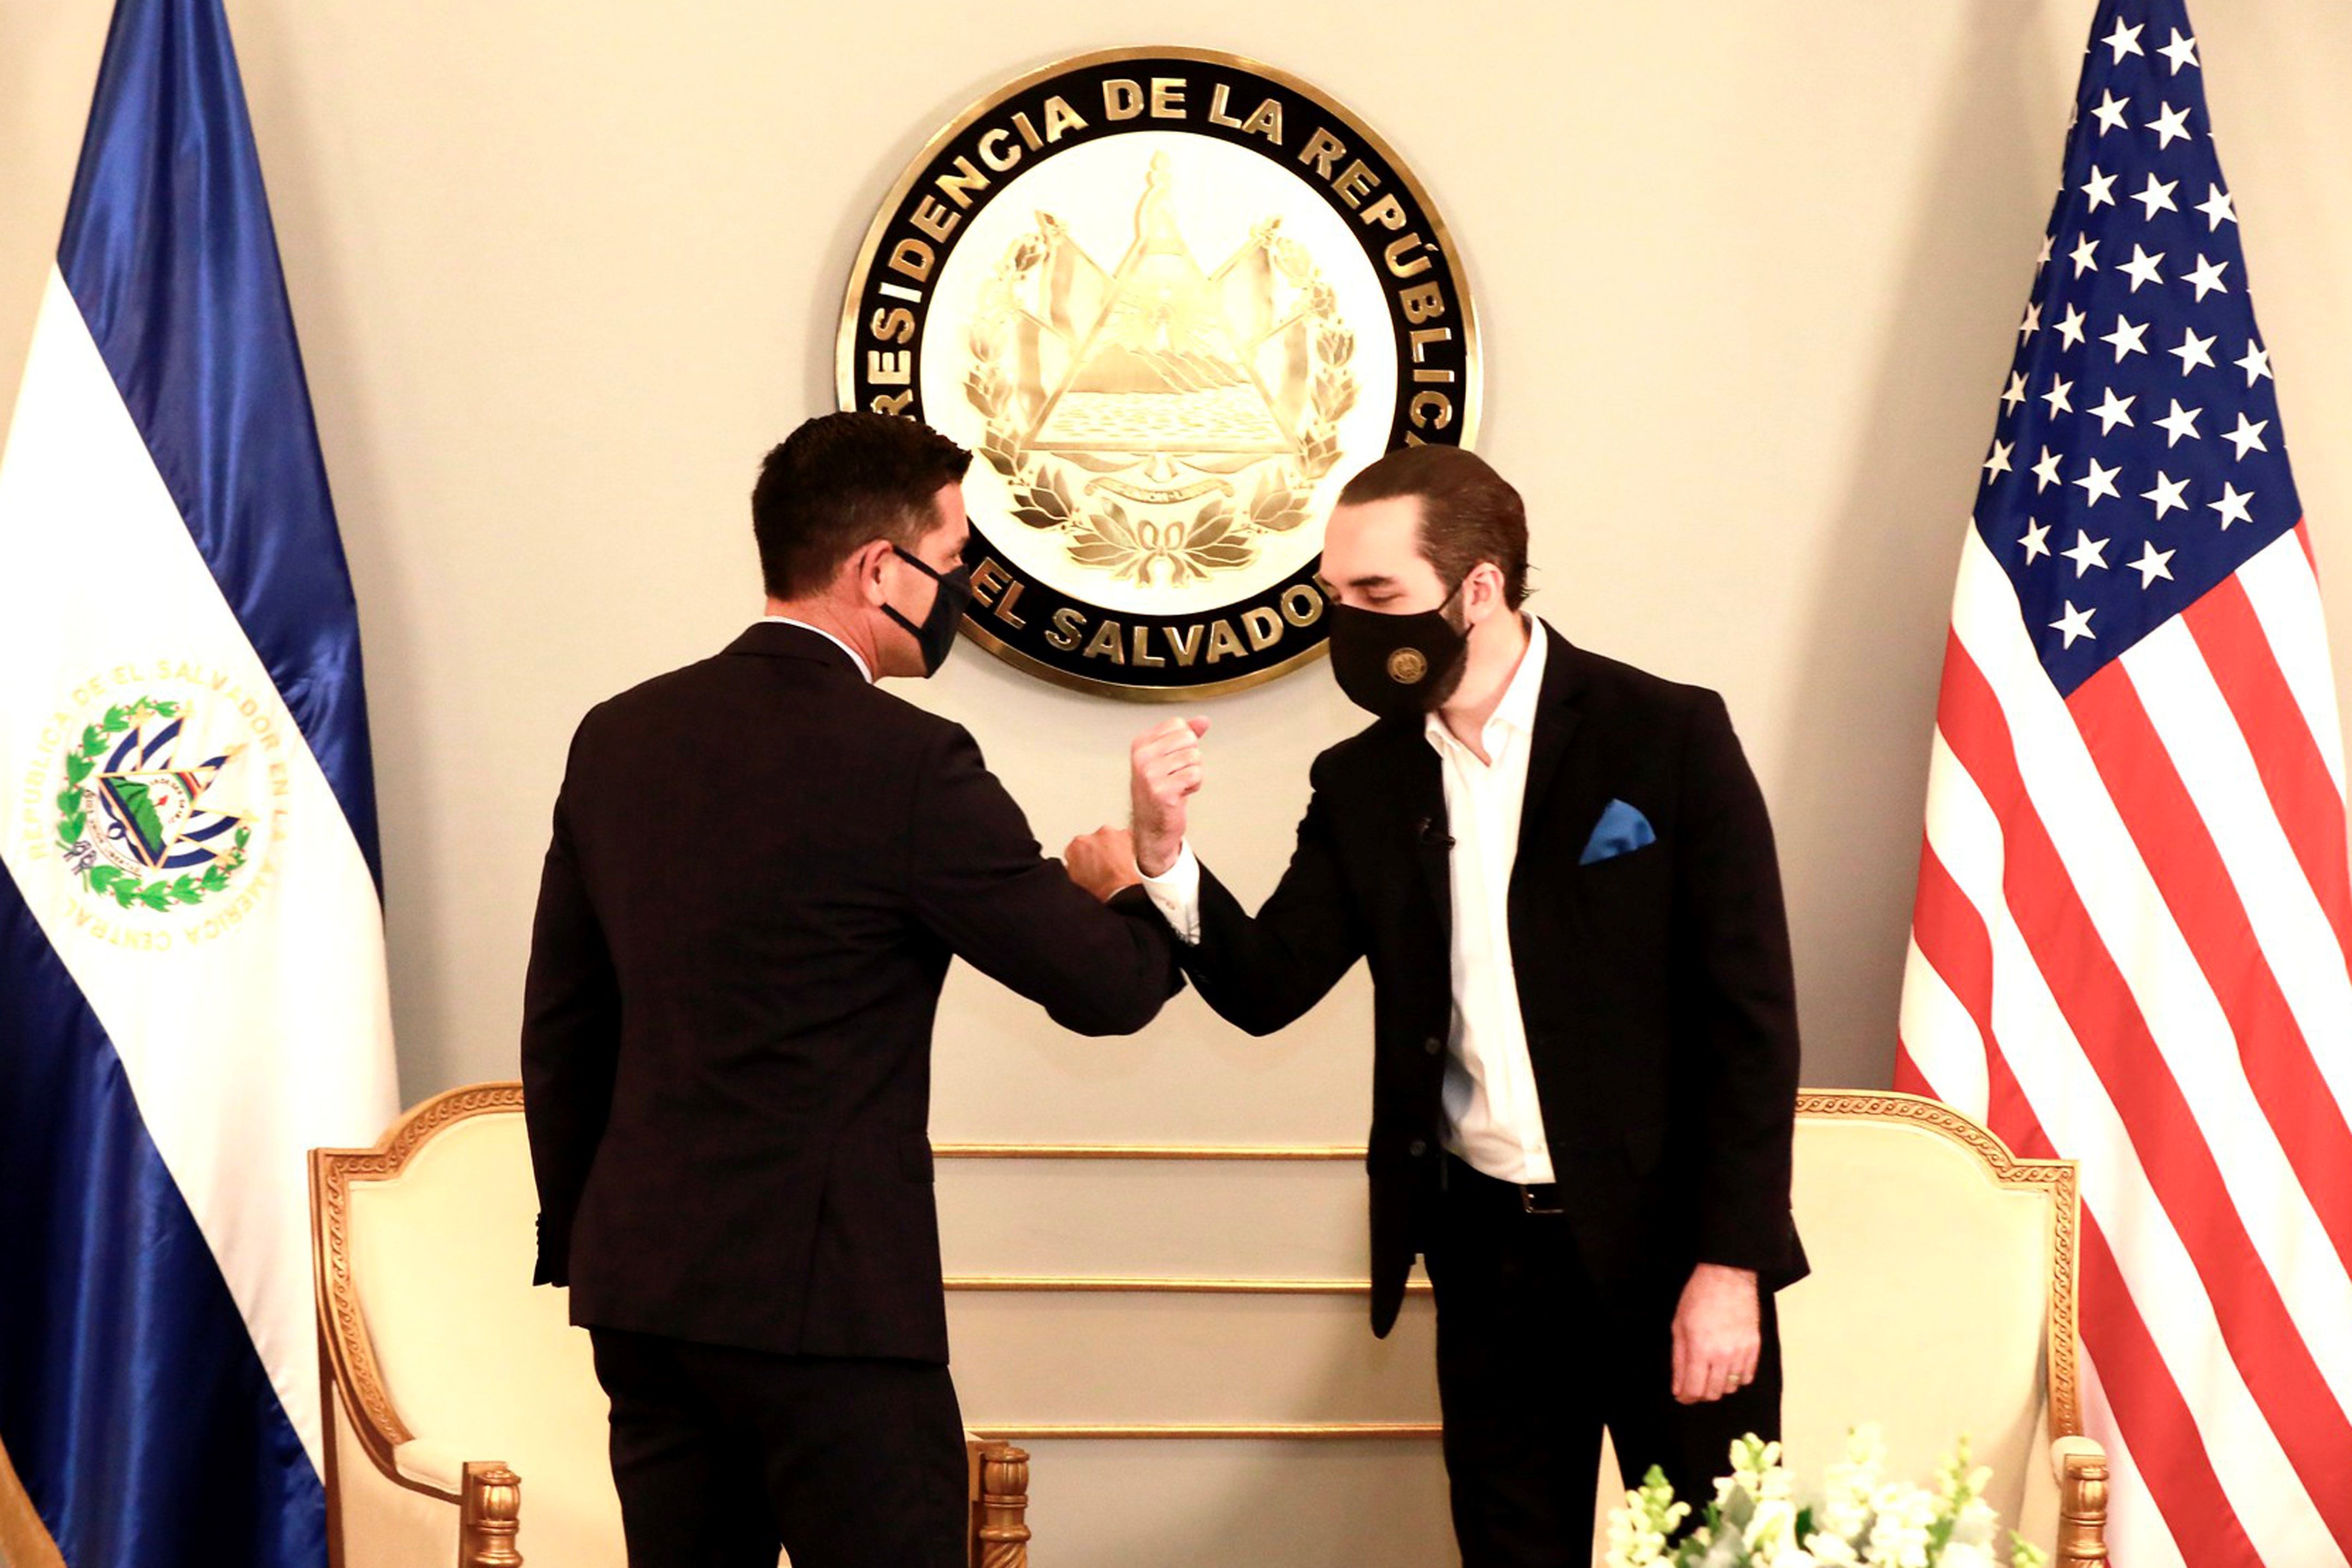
[1182,621,1806,1336]
[520,622,1182,1363]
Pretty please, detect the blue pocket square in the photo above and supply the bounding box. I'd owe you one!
[1579,799,1656,865]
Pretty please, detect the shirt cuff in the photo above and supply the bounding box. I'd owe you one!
[1138,841,1203,945]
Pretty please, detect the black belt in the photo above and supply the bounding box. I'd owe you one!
[1444,1153,1565,1216]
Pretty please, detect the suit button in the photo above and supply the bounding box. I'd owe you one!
[1408,1138,1428,1157]
[1423,1036,1443,1057]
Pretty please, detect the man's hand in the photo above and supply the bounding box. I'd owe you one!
[1670,1263,1760,1404]
[1064,826,1142,902]
[1130,716,1210,877]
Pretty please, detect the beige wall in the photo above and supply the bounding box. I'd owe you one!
[5,2,2351,1560]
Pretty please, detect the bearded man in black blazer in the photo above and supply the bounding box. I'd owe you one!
[521,412,1180,1568]
[1124,445,1805,1565]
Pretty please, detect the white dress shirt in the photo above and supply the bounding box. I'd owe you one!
[759,615,872,683]
[1143,617,1558,1182]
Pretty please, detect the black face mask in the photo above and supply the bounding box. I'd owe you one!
[1326,578,1469,719]
[881,545,974,676]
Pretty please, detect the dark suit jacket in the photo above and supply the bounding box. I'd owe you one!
[520,622,1183,1363]
[1181,621,1806,1337]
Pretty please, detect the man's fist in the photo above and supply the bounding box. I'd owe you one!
[1064,826,1141,902]
[1130,716,1210,877]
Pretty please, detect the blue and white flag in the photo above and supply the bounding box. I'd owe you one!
[0,2,397,1564]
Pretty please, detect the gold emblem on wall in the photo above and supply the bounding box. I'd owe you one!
[840,47,1481,699]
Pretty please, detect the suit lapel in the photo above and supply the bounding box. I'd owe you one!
[1404,734,1451,934]
[1516,620,1588,865]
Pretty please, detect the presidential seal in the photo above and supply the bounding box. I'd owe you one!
[838,47,1480,698]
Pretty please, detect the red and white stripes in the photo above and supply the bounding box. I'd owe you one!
[1898,524,2352,1566]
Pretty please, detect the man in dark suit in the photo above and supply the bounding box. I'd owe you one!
[1125,445,1805,1565]
[522,412,1179,1568]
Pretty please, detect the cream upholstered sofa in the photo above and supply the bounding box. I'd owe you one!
[1595,1091,2107,1565]
[309,1084,1032,1568]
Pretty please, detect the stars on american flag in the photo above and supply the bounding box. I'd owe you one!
[2119,244,2167,291]
[2075,457,2124,506]
[2170,326,2216,373]
[2146,102,2194,149]
[2141,470,2190,518]
[1969,7,2299,694]
[2090,386,2137,432]
[2062,529,2112,576]
[2156,26,2200,75]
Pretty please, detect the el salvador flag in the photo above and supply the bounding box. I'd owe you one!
[0,2,398,1565]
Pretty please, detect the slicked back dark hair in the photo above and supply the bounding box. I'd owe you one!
[752,413,972,599]
[1336,445,1529,609]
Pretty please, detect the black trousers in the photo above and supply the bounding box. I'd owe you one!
[587,1328,967,1568]
[1425,1159,1783,1568]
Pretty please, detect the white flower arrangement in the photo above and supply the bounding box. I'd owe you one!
[1604,1428,2049,1568]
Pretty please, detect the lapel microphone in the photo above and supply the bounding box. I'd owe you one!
[1416,816,1455,849]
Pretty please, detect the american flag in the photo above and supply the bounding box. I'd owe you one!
[1894,3,2352,1564]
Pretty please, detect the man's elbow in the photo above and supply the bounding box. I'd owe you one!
[1187,977,1299,1038]
[1052,987,1167,1038]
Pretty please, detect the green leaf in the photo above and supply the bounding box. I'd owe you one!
[87,867,120,893]
[138,884,171,912]
[172,877,200,902]
[200,865,229,892]
[59,811,85,844]
[154,700,181,716]
[111,881,139,909]
[79,726,105,756]
[102,707,130,734]
[56,788,81,814]
[64,753,93,785]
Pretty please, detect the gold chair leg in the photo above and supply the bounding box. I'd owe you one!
[2056,1445,2109,1567]
[976,1443,1030,1568]
[458,1461,523,1568]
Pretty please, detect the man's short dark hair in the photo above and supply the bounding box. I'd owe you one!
[1336,445,1529,608]
[752,413,972,599]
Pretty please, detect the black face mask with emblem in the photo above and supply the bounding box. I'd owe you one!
[1325,578,1469,719]
[882,545,975,676]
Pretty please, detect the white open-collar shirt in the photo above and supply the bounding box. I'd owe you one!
[1144,618,1558,1183]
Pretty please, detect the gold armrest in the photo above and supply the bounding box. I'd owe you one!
[968,1438,1030,1568]
[457,1461,523,1568]
[2050,1435,2108,1567]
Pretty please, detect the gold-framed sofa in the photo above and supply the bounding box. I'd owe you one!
[309,1083,1032,1568]
[308,1084,2100,1565]
[1589,1091,2107,1564]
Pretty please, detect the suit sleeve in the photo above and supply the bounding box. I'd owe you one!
[518,736,622,1288]
[1181,754,1369,1036]
[908,724,1182,1036]
[1673,693,1804,1281]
